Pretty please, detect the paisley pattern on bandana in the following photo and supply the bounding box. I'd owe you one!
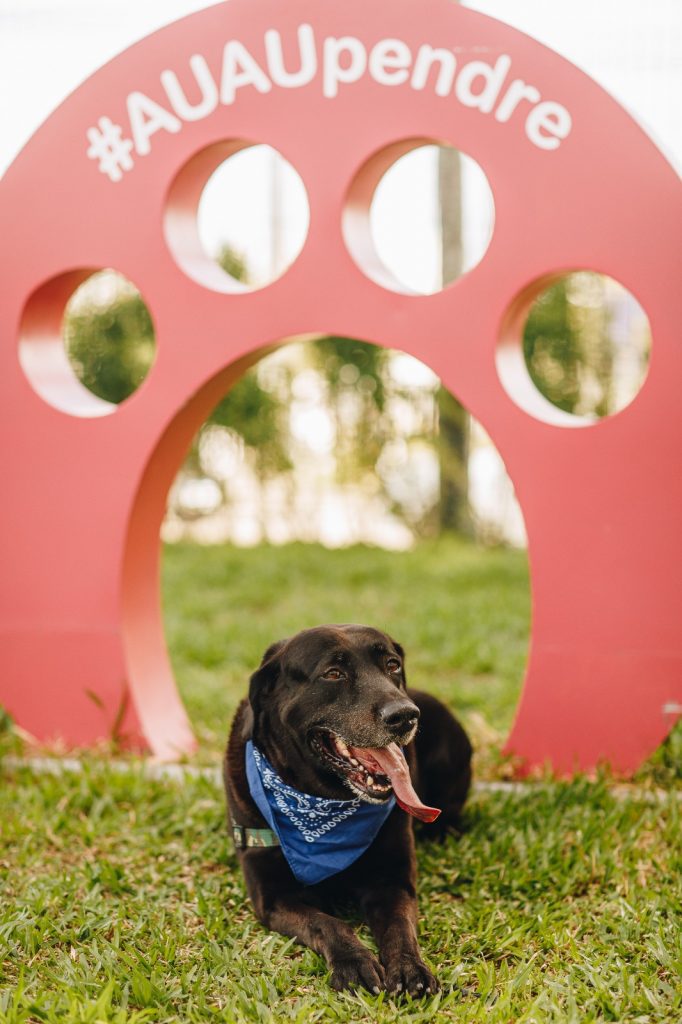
[252,744,363,840]
[245,740,396,885]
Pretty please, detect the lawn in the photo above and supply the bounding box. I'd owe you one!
[1,540,680,1023]
[161,538,532,763]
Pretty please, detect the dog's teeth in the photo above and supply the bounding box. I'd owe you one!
[335,738,350,757]
[350,758,359,766]
[366,775,374,785]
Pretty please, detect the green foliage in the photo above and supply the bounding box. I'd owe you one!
[311,336,388,483]
[523,278,581,414]
[63,265,471,535]
[196,247,291,480]
[208,373,291,478]
[314,336,386,411]
[70,270,633,543]
[522,274,614,417]
[64,267,640,543]
[216,244,248,283]
[65,289,155,404]
[310,337,462,534]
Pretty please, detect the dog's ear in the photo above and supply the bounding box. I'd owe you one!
[248,638,288,713]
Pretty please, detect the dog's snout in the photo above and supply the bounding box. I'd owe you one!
[380,700,420,736]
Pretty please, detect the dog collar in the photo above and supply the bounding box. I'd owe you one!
[245,740,396,885]
[231,820,280,849]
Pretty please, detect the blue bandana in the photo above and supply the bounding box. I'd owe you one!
[245,741,396,886]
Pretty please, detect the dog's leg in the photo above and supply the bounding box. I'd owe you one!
[360,883,439,996]
[267,899,385,993]
[243,856,385,993]
[353,818,439,997]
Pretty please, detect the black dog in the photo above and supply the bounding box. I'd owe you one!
[223,624,472,995]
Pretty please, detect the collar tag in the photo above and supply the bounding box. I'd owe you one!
[232,820,281,849]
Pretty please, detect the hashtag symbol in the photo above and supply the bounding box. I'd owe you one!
[86,117,134,182]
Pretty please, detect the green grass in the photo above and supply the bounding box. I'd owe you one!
[1,539,680,1022]
[162,538,531,761]
[0,764,679,1023]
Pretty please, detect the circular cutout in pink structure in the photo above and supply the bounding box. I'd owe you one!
[498,270,652,426]
[344,139,495,294]
[165,140,310,292]
[19,269,156,417]
[0,0,680,770]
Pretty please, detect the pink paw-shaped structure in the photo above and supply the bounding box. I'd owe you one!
[1,0,680,771]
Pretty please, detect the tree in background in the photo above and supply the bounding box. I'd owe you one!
[64,252,290,505]
[63,253,623,544]
[523,273,614,418]
[62,263,470,540]
[436,1,471,536]
[437,144,471,535]
[309,336,442,536]
[311,335,387,483]
[65,282,155,404]
[437,387,471,535]
[216,244,248,284]
[170,247,292,523]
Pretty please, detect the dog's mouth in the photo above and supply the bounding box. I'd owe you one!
[310,729,393,802]
[309,729,440,822]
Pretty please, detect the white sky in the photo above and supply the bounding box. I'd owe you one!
[0,0,680,289]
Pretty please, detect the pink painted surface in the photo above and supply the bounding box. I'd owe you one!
[0,0,680,769]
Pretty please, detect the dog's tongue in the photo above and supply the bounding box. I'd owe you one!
[349,742,441,823]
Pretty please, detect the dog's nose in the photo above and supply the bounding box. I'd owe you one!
[380,700,420,736]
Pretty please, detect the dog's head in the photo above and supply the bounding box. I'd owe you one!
[246,624,438,820]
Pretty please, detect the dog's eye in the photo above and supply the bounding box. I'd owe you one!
[386,658,402,673]
[322,667,345,681]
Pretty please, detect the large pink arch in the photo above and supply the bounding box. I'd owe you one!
[0,0,680,769]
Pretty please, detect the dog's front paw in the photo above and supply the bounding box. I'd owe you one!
[330,951,386,994]
[385,955,439,997]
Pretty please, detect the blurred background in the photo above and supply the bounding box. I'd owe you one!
[0,0,679,759]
